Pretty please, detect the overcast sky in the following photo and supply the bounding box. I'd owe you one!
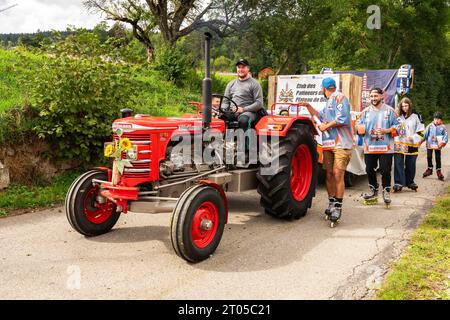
[0,0,106,34]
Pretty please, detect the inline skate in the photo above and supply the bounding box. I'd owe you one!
[363,185,378,205]
[407,183,418,192]
[329,205,342,228]
[437,170,445,181]
[423,168,433,178]
[324,197,336,221]
[383,187,392,209]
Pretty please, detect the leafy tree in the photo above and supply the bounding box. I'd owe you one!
[307,0,450,118]
[225,0,333,74]
[154,41,193,83]
[83,0,246,61]
[18,31,46,48]
[212,55,232,72]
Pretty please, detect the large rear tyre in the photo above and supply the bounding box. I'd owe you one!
[171,185,226,263]
[257,123,318,220]
[65,170,119,237]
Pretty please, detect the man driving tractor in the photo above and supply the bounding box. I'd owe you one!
[221,59,265,130]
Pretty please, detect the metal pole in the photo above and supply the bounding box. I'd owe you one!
[202,32,213,129]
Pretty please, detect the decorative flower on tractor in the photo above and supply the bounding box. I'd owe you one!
[104,137,134,185]
[119,138,132,151]
[104,144,115,157]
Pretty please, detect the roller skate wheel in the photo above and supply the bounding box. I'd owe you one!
[330,222,336,228]
[385,204,391,209]
[325,215,330,221]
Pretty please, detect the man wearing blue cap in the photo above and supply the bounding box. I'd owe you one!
[299,77,354,226]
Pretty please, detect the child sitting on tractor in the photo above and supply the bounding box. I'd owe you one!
[212,96,221,118]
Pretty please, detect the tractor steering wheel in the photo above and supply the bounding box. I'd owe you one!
[214,94,239,116]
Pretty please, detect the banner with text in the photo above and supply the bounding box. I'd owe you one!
[276,74,341,112]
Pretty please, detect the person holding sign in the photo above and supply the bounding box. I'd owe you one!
[299,77,354,227]
[356,88,400,208]
[422,112,448,181]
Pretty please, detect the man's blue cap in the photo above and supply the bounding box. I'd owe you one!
[322,77,337,89]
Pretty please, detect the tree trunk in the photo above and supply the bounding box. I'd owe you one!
[146,46,155,63]
[276,52,290,75]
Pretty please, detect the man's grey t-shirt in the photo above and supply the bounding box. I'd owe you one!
[221,77,264,113]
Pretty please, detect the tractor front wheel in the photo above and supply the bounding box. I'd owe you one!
[171,185,226,263]
[65,170,120,237]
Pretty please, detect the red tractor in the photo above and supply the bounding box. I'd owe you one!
[65,33,319,262]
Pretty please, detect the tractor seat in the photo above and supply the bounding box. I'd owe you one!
[227,121,240,129]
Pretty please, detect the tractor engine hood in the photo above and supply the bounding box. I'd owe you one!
[112,115,225,133]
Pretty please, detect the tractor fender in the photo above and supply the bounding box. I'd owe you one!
[198,180,229,224]
[93,167,112,182]
[256,116,318,137]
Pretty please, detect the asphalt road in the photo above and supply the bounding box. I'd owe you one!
[0,144,449,300]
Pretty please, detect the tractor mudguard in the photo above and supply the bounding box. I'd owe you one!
[256,116,318,137]
[93,167,112,182]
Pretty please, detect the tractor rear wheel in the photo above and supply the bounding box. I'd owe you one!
[65,170,120,237]
[171,184,226,263]
[257,123,318,220]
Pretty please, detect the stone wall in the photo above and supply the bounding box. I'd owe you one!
[0,139,60,186]
[0,161,10,190]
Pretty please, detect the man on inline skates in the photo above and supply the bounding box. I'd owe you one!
[356,88,400,208]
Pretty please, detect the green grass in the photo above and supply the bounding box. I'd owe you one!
[377,186,450,300]
[0,48,44,112]
[134,71,200,116]
[122,70,233,117]
[0,49,25,112]
[0,171,81,217]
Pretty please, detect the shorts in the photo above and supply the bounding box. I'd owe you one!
[323,149,352,171]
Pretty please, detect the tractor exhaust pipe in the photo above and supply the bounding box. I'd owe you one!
[202,32,212,129]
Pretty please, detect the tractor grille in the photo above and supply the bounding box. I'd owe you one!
[113,132,153,179]
[114,133,151,145]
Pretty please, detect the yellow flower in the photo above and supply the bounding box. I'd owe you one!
[104,144,115,157]
[119,138,132,151]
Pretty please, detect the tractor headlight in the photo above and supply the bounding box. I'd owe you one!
[267,124,286,131]
[126,146,138,160]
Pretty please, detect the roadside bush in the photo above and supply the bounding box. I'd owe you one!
[213,56,232,72]
[154,44,193,83]
[21,30,141,163]
[0,105,39,146]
